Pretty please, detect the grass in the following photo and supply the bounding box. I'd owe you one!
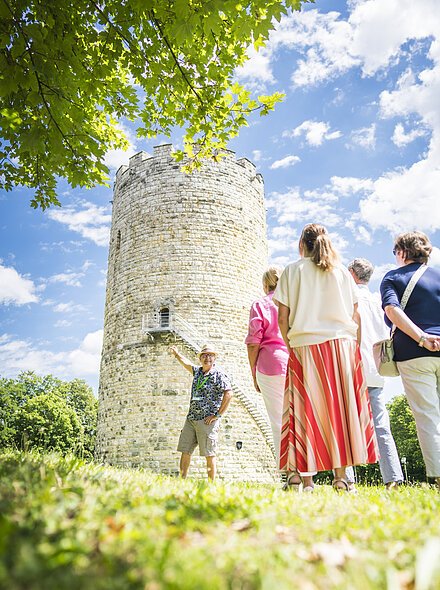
[1,451,440,589]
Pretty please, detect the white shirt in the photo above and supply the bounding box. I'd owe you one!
[273,257,359,348]
[356,284,390,387]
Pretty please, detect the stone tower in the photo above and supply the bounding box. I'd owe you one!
[96,144,277,482]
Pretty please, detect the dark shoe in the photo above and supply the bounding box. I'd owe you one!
[282,472,303,493]
[332,478,357,494]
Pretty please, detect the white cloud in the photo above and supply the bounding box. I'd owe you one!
[0,329,103,381]
[0,265,39,306]
[48,272,84,288]
[283,120,342,146]
[392,122,427,147]
[104,122,138,170]
[269,10,360,87]
[53,301,88,314]
[67,330,103,376]
[39,240,85,253]
[265,1,440,87]
[270,155,301,169]
[372,263,396,283]
[359,146,440,233]
[330,176,374,196]
[47,201,111,247]
[235,45,275,88]
[266,187,342,226]
[350,124,376,150]
[54,319,72,328]
[430,246,440,267]
[252,149,263,162]
[81,260,94,272]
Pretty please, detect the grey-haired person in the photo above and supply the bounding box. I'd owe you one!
[170,344,233,481]
[348,258,404,490]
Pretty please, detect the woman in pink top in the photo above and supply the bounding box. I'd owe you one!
[245,267,289,468]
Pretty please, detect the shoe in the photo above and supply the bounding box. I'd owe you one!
[332,478,357,494]
[385,481,399,491]
[282,472,303,493]
[303,485,314,493]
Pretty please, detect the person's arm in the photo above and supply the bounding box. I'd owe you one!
[169,345,194,373]
[277,302,291,351]
[384,305,440,352]
[246,344,261,392]
[353,302,361,345]
[204,389,233,425]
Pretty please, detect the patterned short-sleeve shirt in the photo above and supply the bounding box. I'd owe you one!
[187,365,232,421]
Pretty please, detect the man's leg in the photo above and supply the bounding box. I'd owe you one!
[180,452,192,478]
[206,456,217,481]
[177,419,197,478]
[197,419,219,481]
[368,386,404,485]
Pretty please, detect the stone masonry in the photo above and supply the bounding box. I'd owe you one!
[96,144,278,482]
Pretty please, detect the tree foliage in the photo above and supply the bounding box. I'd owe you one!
[0,0,309,208]
[15,393,83,453]
[387,394,426,482]
[0,372,98,457]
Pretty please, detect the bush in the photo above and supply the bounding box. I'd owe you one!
[387,394,425,482]
[14,393,84,453]
[0,372,97,457]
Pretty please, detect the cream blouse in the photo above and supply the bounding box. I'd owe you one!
[273,257,358,348]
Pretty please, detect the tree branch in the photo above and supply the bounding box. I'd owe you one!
[150,11,204,105]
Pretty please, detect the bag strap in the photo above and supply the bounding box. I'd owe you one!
[391,264,428,336]
[400,264,428,310]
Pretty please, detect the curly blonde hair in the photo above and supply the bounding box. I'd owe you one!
[394,231,432,264]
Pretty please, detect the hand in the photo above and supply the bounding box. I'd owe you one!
[252,374,260,393]
[204,415,217,425]
[422,335,440,352]
[169,345,178,357]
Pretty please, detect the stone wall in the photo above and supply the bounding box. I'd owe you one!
[96,144,278,482]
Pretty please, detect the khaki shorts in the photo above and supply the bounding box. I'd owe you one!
[177,418,220,457]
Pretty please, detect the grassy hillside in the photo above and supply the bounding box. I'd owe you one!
[1,451,439,589]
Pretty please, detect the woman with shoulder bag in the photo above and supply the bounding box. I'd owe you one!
[380,231,440,490]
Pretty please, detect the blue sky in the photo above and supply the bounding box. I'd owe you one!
[1,0,439,401]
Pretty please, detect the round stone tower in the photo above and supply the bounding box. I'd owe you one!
[96,144,277,482]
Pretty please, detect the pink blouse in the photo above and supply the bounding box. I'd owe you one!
[245,292,289,376]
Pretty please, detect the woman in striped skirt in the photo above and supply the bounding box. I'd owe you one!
[273,223,378,492]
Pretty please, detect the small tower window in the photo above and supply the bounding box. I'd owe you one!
[159,307,170,328]
[116,230,121,253]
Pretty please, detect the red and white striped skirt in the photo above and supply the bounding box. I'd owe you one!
[279,338,378,473]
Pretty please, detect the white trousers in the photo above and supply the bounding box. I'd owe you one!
[256,371,285,466]
[397,356,440,478]
[256,370,316,476]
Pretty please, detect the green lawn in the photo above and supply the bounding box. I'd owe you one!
[1,451,439,590]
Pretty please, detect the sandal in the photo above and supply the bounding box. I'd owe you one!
[332,478,357,494]
[385,481,399,491]
[282,472,303,493]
